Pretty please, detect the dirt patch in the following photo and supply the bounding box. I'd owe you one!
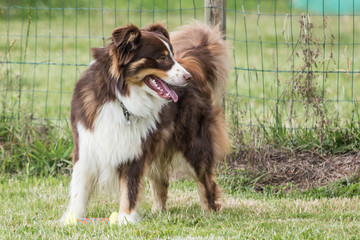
[228,146,360,190]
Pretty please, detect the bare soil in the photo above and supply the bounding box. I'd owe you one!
[229,146,360,190]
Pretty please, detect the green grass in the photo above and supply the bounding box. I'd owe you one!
[257,118,360,154]
[1,175,360,239]
[1,115,359,238]
[1,0,360,127]
[1,2,360,238]
[1,0,360,154]
[0,116,73,176]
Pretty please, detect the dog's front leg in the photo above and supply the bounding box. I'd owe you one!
[61,161,95,222]
[118,159,146,225]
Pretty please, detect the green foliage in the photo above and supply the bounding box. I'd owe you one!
[258,119,360,154]
[1,0,359,214]
[304,174,360,199]
[0,116,73,176]
[0,1,359,237]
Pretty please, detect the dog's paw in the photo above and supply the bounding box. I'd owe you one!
[59,210,71,225]
[118,211,141,225]
[62,211,77,225]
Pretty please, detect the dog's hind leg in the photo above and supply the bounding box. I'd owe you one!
[147,152,172,212]
[194,169,222,211]
[179,109,229,212]
[148,167,169,212]
[148,174,169,212]
[118,159,146,224]
[179,148,222,212]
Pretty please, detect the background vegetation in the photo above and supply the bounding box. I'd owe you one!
[1,0,360,238]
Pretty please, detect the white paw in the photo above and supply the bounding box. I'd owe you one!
[118,211,141,225]
[60,212,68,224]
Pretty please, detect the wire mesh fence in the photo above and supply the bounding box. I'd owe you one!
[1,0,359,132]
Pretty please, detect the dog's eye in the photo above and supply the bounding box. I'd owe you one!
[157,56,166,62]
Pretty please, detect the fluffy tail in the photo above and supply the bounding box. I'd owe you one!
[170,21,231,104]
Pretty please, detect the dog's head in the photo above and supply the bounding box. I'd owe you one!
[108,24,191,103]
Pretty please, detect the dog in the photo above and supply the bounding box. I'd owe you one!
[62,22,230,224]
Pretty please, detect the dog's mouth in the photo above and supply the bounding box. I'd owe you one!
[144,76,178,102]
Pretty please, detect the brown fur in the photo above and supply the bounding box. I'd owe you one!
[171,22,231,105]
[147,22,231,212]
[68,22,231,220]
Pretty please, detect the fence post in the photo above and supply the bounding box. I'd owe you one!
[205,0,226,108]
[205,0,226,35]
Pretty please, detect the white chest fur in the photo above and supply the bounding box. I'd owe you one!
[76,100,160,190]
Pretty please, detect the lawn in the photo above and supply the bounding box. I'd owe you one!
[1,175,360,239]
[1,0,360,128]
[1,1,360,239]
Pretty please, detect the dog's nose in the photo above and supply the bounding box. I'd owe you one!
[183,72,192,81]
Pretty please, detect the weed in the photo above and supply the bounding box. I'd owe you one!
[227,14,360,156]
[0,116,73,176]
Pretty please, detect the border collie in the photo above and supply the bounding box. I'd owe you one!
[63,22,230,224]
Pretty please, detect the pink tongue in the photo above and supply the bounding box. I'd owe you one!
[157,79,178,102]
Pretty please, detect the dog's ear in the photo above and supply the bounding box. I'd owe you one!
[111,25,141,65]
[144,23,170,40]
[112,25,141,51]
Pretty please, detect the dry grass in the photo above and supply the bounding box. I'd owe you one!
[228,145,360,190]
[167,187,360,213]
